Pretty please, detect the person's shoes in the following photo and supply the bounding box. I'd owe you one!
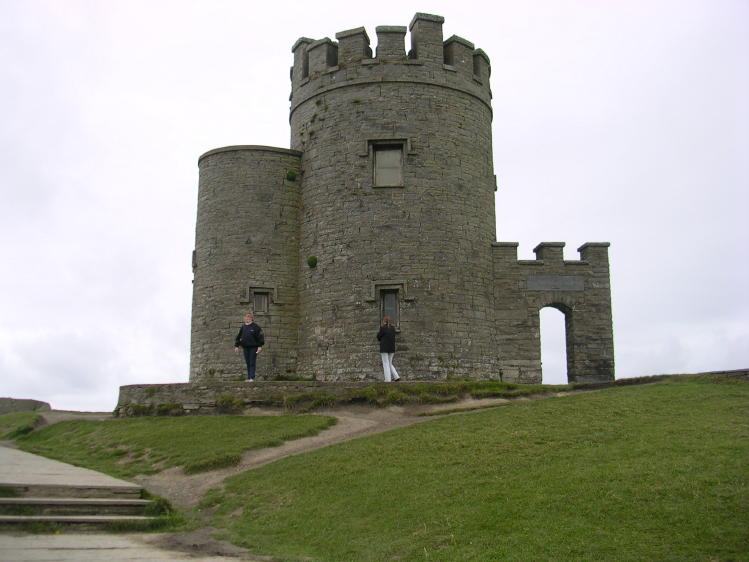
[247,378,255,382]
[393,377,400,382]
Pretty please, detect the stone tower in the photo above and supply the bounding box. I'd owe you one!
[189,13,615,384]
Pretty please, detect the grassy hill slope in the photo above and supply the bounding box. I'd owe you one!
[202,376,748,561]
[4,375,747,560]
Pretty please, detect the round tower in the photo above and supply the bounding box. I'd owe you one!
[190,146,301,381]
[290,13,498,380]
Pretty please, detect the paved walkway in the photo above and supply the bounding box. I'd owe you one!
[0,445,246,561]
[0,533,236,561]
[0,446,140,490]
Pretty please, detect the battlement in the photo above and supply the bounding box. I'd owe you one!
[492,242,611,267]
[290,13,492,114]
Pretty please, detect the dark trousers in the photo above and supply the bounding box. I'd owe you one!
[242,346,258,380]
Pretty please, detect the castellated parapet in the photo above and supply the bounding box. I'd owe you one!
[189,13,615,384]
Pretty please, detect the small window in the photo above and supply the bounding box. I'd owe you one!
[253,291,269,313]
[380,288,399,327]
[373,144,403,186]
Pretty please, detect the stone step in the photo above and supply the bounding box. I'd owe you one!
[0,514,157,525]
[0,483,143,499]
[0,497,152,516]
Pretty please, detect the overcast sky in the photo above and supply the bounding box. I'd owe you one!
[1,0,747,411]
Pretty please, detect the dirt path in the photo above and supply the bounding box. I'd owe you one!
[132,396,535,510]
[134,405,431,509]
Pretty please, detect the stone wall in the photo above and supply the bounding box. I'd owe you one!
[117,370,747,416]
[493,242,615,383]
[0,398,51,415]
[117,380,409,416]
[191,146,301,381]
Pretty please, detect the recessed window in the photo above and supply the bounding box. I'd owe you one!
[253,291,269,313]
[373,144,403,187]
[380,288,399,326]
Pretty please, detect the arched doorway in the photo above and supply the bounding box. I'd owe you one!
[540,306,568,384]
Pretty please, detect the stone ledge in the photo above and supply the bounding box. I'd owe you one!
[117,380,426,416]
[116,370,748,417]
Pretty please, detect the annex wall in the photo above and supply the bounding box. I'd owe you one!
[493,242,615,383]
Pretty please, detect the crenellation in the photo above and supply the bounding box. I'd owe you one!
[375,26,407,59]
[409,12,445,63]
[291,37,313,82]
[492,241,519,263]
[578,242,610,265]
[290,14,491,116]
[472,48,491,84]
[444,35,475,78]
[534,242,566,262]
[307,37,338,76]
[335,27,371,65]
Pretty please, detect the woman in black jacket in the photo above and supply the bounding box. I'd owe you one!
[376,316,401,382]
[234,312,264,381]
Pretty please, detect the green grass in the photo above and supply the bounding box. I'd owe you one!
[277,380,572,412]
[0,411,41,439]
[15,415,336,478]
[202,376,748,561]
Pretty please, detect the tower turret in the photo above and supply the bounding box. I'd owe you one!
[289,13,498,379]
[190,146,301,380]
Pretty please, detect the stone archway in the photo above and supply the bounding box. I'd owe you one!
[540,303,573,384]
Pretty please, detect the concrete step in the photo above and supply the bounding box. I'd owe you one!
[0,447,164,531]
[0,514,157,525]
[0,483,143,499]
[0,497,152,516]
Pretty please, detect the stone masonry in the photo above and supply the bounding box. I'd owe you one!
[115,371,745,415]
[189,13,615,385]
[0,398,51,415]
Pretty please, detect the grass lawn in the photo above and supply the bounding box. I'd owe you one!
[15,415,336,477]
[201,376,748,561]
[279,380,570,411]
[0,411,41,439]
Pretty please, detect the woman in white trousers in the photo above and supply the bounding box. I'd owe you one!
[376,316,401,382]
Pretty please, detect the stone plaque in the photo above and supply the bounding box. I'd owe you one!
[527,275,584,291]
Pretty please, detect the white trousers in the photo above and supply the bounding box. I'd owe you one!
[380,353,400,382]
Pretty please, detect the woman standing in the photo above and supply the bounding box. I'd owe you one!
[376,316,401,382]
[234,312,264,381]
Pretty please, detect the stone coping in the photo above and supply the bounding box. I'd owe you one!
[198,145,302,164]
[116,380,477,416]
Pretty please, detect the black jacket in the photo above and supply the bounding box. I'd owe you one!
[376,324,397,353]
[235,322,264,348]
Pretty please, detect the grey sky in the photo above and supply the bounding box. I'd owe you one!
[1,0,747,411]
